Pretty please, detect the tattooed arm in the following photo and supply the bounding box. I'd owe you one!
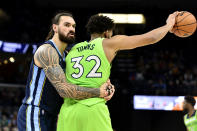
[34,44,108,99]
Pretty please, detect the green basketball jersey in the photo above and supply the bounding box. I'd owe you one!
[184,111,197,131]
[65,38,111,106]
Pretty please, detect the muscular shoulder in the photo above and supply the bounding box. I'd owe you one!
[103,35,125,43]
[34,44,59,68]
[103,35,127,49]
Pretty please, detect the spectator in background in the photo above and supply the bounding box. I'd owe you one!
[183,96,197,131]
[153,79,167,95]
[2,126,9,131]
[0,115,10,128]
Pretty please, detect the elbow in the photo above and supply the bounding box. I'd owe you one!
[57,91,65,98]
[58,89,77,99]
[59,93,65,98]
[56,89,68,98]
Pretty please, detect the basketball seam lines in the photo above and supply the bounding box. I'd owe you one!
[177,13,192,24]
[176,25,181,36]
[176,22,197,27]
[177,29,181,36]
[176,29,193,33]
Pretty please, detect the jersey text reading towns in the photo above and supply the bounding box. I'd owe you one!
[76,44,95,52]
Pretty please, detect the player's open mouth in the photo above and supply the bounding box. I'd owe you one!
[68,33,75,37]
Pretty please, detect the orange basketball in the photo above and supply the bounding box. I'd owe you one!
[172,11,197,37]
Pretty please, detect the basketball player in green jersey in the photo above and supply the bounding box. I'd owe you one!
[57,11,178,131]
[183,96,197,131]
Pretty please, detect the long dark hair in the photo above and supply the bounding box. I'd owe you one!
[45,11,73,41]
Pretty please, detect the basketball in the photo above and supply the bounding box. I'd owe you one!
[172,11,197,37]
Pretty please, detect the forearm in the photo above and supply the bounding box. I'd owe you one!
[57,83,100,99]
[44,65,100,99]
[110,25,172,51]
[146,24,171,44]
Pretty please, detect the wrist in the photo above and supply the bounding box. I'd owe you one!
[99,88,103,98]
[99,88,107,98]
[165,24,173,31]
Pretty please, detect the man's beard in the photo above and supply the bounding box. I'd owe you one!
[58,30,75,44]
[183,108,189,114]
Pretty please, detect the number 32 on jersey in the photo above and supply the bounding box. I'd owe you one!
[71,55,102,79]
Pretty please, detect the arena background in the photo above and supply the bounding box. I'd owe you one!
[0,0,197,130]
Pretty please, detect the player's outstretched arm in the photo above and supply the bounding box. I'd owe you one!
[104,12,178,52]
[34,44,109,99]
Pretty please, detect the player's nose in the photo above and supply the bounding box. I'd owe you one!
[69,25,75,31]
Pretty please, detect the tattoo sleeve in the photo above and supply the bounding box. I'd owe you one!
[34,44,100,99]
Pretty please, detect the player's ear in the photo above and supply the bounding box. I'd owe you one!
[104,30,110,38]
[103,31,107,38]
[53,24,58,33]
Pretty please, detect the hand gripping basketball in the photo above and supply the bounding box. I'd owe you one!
[171,11,197,37]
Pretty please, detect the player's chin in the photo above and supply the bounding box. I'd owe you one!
[67,37,76,44]
[67,35,75,40]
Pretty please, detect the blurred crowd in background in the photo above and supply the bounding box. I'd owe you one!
[0,87,23,130]
[129,49,197,96]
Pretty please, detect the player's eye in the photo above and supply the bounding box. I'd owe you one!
[64,23,71,27]
[72,25,76,28]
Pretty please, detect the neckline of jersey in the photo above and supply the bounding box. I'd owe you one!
[187,110,196,119]
[86,37,102,43]
[49,39,66,61]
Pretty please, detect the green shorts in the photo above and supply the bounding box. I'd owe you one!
[57,102,113,131]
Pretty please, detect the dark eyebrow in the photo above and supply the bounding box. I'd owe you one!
[64,22,71,25]
[64,22,76,27]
